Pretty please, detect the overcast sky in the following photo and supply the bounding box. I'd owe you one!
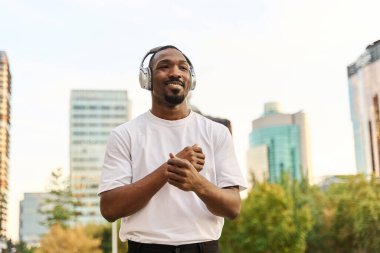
[1,0,379,241]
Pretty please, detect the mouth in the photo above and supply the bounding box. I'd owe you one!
[165,80,185,89]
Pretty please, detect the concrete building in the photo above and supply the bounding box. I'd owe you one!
[247,102,312,185]
[347,40,380,176]
[19,193,49,247]
[70,90,130,224]
[0,51,11,238]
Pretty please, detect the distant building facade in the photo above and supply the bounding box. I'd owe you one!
[19,193,49,247]
[347,40,380,176]
[70,90,130,224]
[0,52,11,237]
[247,102,312,185]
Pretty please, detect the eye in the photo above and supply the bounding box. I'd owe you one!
[158,65,168,69]
[180,65,189,71]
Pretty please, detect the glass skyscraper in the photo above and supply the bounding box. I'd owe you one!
[70,90,130,224]
[19,193,49,247]
[0,51,11,237]
[247,102,312,184]
[347,40,380,177]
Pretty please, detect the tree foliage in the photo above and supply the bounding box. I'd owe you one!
[83,222,128,253]
[221,174,380,253]
[220,180,312,253]
[34,224,101,253]
[5,239,36,253]
[39,168,79,228]
[32,171,380,253]
[304,175,380,253]
[328,175,380,253]
[304,185,334,253]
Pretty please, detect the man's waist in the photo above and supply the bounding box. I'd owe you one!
[121,214,223,244]
[128,240,219,253]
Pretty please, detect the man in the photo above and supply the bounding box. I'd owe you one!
[98,45,246,253]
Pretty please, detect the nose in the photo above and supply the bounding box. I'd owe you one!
[168,65,182,79]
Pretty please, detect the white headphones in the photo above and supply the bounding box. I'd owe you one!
[139,45,196,91]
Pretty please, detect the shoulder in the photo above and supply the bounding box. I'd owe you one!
[113,112,148,134]
[109,112,149,143]
[193,111,231,135]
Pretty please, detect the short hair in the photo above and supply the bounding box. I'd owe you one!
[148,45,190,68]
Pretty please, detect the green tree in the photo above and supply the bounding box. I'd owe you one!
[9,240,35,253]
[39,168,79,228]
[219,216,240,253]
[305,185,335,253]
[83,221,128,253]
[221,174,380,253]
[305,174,380,253]
[329,175,380,253]
[220,182,312,253]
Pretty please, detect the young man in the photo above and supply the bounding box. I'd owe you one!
[98,45,246,253]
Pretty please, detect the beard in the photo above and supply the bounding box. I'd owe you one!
[164,94,186,105]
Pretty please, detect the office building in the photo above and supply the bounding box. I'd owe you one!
[0,51,11,237]
[247,102,312,184]
[19,193,49,247]
[70,90,130,224]
[347,40,380,176]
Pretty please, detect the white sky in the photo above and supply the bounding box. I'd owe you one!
[1,0,379,241]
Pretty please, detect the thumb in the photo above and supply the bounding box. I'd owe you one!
[169,153,175,159]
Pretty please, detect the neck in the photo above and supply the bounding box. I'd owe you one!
[151,101,190,120]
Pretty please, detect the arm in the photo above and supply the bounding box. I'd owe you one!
[196,183,240,220]
[167,154,241,219]
[99,163,168,222]
[99,138,203,222]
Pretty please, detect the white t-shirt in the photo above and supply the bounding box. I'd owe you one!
[98,110,246,245]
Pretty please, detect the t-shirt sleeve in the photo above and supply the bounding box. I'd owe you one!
[215,126,247,191]
[98,129,132,195]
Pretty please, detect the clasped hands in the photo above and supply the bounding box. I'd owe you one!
[167,144,205,192]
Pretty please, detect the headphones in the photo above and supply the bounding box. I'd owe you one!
[139,45,196,91]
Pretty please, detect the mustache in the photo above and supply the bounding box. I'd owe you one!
[164,78,185,87]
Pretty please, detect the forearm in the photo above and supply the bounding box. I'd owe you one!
[167,156,241,219]
[194,178,241,219]
[100,164,168,222]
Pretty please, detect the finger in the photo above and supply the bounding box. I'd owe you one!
[195,153,205,159]
[167,165,186,176]
[167,171,186,183]
[169,153,175,159]
[192,145,203,153]
[193,164,202,171]
[195,167,203,172]
[168,157,191,167]
[196,160,205,166]
[197,156,205,162]
[168,179,185,190]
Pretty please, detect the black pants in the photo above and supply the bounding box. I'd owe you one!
[127,240,219,253]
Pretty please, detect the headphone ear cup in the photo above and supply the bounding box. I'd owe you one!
[190,68,196,90]
[139,67,152,90]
